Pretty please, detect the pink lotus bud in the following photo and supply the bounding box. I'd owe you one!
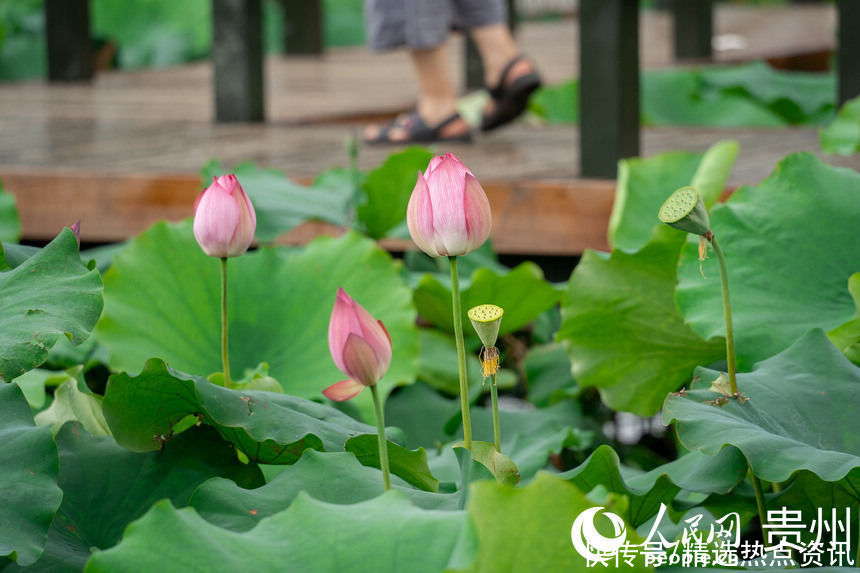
[323,288,392,402]
[70,220,81,248]
[193,174,257,258]
[406,153,493,257]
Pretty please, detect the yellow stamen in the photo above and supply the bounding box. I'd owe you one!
[480,346,500,380]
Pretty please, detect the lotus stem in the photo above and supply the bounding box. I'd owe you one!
[449,256,473,450]
[490,380,501,453]
[711,236,738,395]
[749,464,767,542]
[220,257,232,387]
[370,384,391,491]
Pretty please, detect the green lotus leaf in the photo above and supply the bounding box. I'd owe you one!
[0,228,103,382]
[95,223,417,417]
[464,472,652,572]
[413,262,562,338]
[0,383,61,566]
[15,423,262,571]
[559,445,746,527]
[676,153,860,369]
[663,330,860,483]
[87,491,473,573]
[191,450,457,533]
[0,180,21,244]
[820,96,860,155]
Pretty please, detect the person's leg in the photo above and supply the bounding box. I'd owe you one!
[363,42,469,142]
[468,23,532,89]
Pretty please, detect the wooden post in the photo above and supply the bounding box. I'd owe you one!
[838,0,859,106]
[672,0,713,60]
[282,0,324,55]
[579,0,640,179]
[212,0,265,122]
[44,0,93,82]
[465,0,518,91]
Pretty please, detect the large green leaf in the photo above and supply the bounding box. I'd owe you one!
[820,96,860,155]
[829,273,860,365]
[11,423,262,572]
[357,146,434,239]
[663,330,860,483]
[0,180,21,243]
[201,161,352,243]
[387,383,588,483]
[0,229,104,382]
[413,262,562,338]
[416,328,515,397]
[87,491,473,573]
[558,139,738,415]
[0,384,61,566]
[641,68,785,127]
[609,139,738,253]
[344,433,438,492]
[463,472,651,572]
[703,61,835,124]
[557,231,726,416]
[34,378,110,437]
[609,151,702,253]
[528,79,579,123]
[677,154,860,369]
[523,343,577,407]
[191,450,457,533]
[103,358,381,462]
[559,445,746,527]
[95,223,418,413]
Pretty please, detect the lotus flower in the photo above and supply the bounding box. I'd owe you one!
[193,174,257,258]
[406,153,492,257]
[323,288,392,401]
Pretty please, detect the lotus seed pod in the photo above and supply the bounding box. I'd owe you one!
[468,304,504,349]
[658,186,711,236]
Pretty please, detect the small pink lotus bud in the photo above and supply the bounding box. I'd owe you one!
[406,153,492,257]
[323,288,392,402]
[70,220,81,248]
[193,174,257,258]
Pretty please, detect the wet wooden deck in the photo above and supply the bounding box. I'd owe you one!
[0,4,855,254]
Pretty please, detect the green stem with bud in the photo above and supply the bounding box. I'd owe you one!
[370,384,391,491]
[449,256,473,450]
[711,235,738,395]
[220,257,232,387]
[450,256,473,509]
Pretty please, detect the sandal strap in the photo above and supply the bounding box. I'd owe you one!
[487,55,528,100]
[365,111,471,144]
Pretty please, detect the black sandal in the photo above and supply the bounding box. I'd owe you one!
[363,111,472,145]
[481,55,541,132]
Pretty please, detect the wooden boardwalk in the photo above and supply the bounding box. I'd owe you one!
[0,4,855,254]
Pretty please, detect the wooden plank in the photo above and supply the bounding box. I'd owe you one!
[212,0,265,122]
[579,0,640,179]
[0,169,614,255]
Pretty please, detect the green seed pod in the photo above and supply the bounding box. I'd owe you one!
[658,186,711,236]
[468,304,504,349]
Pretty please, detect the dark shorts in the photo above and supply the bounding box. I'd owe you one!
[364,0,507,51]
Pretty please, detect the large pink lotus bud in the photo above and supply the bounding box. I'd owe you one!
[323,288,392,402]
[406,153,493,257]
[193,174,257,258]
